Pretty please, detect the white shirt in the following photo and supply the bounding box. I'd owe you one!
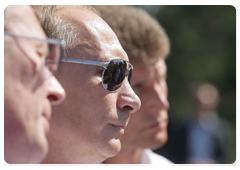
[95,149,176,166]
[139,149,176,166]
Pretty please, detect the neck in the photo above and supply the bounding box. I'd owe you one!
[41,136,105,164]
[103,146,143,164]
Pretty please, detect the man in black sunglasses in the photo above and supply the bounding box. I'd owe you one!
[4,6,66,164]
[33,5,141,164]
[95,5,173,164]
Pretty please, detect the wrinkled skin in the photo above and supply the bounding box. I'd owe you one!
[4,5,66,164]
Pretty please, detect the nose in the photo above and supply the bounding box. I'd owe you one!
[117,79,141,114]
[47,75,66,105]
[151,81,170,110]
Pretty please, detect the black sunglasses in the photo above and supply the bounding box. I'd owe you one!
[61,58,133,92]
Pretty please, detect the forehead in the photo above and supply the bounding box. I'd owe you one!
[132,59,167,83]
[61,7,129,62]
[5,6,46,39]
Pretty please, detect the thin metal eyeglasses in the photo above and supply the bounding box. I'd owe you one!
[61,58,133,92]
[4,31,65,74]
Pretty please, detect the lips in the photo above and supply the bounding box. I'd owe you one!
[42,115,50,133]
[42,112,51,122]
[42,103,52,133]
[152,122,166,129]
[110,123,127,134]
[147,119,168,130]
[111,123,126,129]
[109,111,130,136]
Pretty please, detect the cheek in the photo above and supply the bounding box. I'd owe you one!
[25,91,46,141]
[134,91,149,110]
[58,79,112,130]
[103,94,118,114]
[122,112,142,138]
[6,85,47,146]
[129,111,142,125]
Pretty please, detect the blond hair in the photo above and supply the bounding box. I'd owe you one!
[93,5,170,66]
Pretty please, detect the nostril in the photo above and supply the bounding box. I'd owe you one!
[48,95,58,103]
[123,105,133,111]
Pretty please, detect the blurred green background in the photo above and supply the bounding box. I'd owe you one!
[136,5,236,163]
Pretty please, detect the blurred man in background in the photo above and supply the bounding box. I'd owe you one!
[4,5,66,163]
[159,82,234,164]
[186,83,233,163]
[94,5,172,164]
[33,5,141,164]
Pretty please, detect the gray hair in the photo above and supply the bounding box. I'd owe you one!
[32,5,100,57]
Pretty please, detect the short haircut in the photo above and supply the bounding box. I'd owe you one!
[93,5,170,66]
[32,5,100,57]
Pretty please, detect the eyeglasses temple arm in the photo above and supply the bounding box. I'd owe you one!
[4,31,64,45]
[61,58,107,68]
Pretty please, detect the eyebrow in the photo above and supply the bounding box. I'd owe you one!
[35,41,49,58]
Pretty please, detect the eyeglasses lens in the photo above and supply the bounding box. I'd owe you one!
[4,32,62,75]
[45,43,61,74]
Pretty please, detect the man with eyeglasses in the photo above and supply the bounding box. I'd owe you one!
[33,5,141,163]
[4,5,66,164]
[94,5,173,164]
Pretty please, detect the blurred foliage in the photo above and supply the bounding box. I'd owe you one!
[136,5,236,163]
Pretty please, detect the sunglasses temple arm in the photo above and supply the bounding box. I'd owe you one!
[61,58,107,68]
[125,60,133,70]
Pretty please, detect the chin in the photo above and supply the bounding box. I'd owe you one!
[150,132,168,150]
[29,130,49,163]
[101,138,122,158]
[139,131,168,150]
[27,148,46,164]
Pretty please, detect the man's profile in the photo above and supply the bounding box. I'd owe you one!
[94,5,173,164]
[33,5,141,164]
[4,5,66,164]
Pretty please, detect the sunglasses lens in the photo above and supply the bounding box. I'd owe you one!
[128,69,132,85]
[103,59,127,91]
